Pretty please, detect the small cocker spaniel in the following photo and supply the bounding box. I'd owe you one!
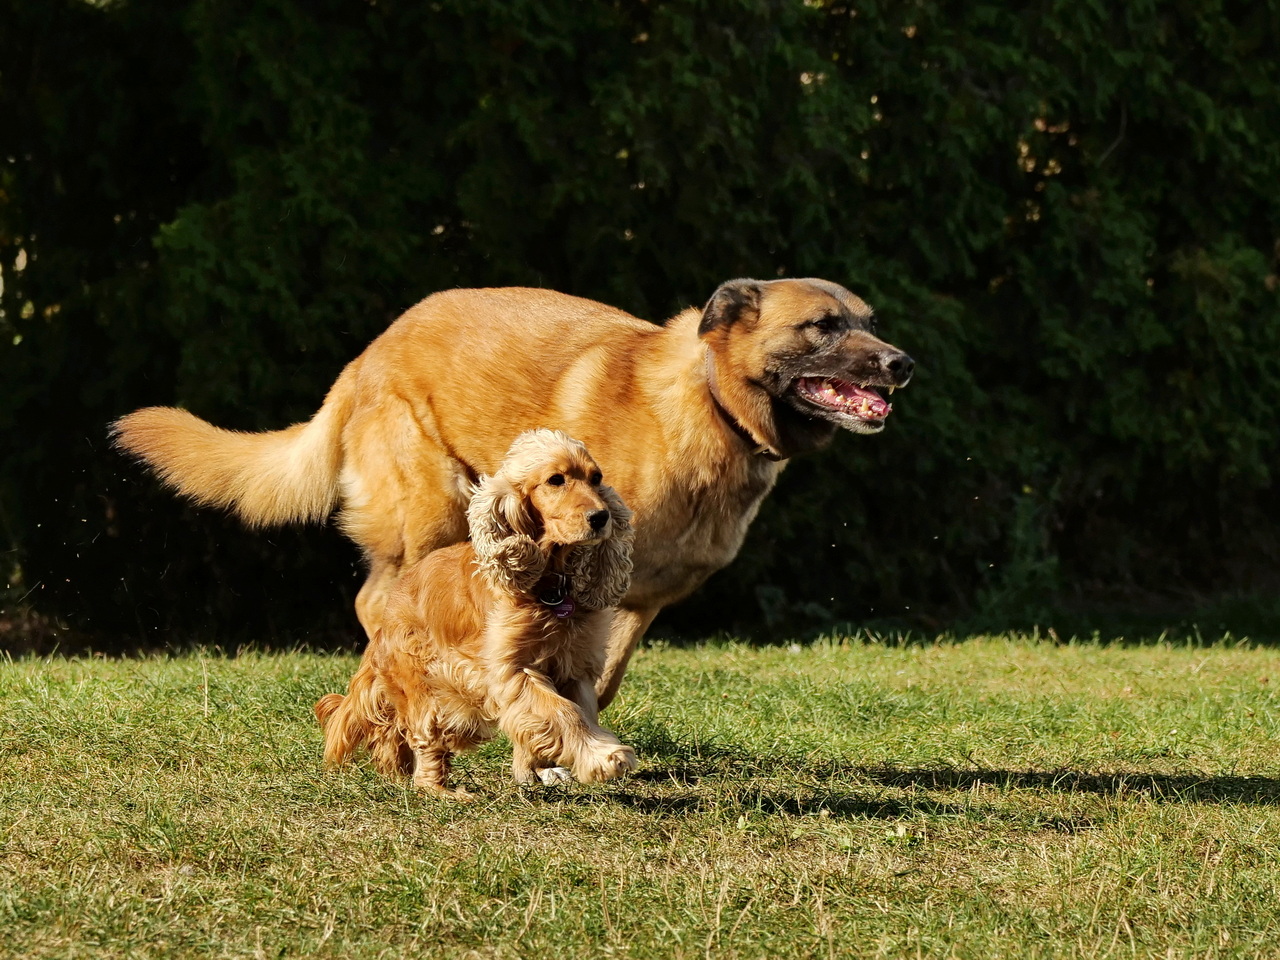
[314,429,637,797]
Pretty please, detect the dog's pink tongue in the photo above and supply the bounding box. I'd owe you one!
[830,378,890,418]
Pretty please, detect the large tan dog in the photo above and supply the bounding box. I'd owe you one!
[113,278,914,708]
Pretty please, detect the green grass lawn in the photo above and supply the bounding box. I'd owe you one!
[3,634,1280,959]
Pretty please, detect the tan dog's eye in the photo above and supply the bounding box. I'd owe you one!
[547,474,565,486]
[810,315,841,334]
[589,471,602,486]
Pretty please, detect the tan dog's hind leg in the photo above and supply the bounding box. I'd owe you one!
[595,606,661,711]
[339,395,472,640]
[499,669,636,784]
[354,561,400,639]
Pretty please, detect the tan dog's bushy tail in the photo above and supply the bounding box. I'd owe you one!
[110,367,356,527]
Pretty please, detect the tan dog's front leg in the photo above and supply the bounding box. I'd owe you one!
[498,669,636,784]
[595,605,660,710]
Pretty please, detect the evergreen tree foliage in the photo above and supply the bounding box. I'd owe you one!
[2,0,1278,645]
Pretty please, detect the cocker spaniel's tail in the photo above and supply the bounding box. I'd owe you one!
[314,690,366,768]
[110,365,357,527]
[314,661,412,775]
[314,692,347,732]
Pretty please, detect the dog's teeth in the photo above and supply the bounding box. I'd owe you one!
[889,385,896,395]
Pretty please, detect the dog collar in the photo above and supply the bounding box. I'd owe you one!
[704,351,785,461]
[536,573,577,619]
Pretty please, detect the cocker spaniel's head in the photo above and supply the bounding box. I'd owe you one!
[467,430,633,608]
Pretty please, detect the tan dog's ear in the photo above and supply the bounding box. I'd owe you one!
[569,484,634,611]
[467,474,545,594]
[699,279,762,335]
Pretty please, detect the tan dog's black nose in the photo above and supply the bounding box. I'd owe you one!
[588,509,610,532]
[881,351,915,385]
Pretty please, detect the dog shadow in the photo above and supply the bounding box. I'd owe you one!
[590,784,983,821]
[854,765,1280,805]
[586,744,1280,820]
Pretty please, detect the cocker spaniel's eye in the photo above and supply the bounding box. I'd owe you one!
[547,474,565,486]
[589,471,603,486]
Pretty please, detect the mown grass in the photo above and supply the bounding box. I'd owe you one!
[2,634,1280,959]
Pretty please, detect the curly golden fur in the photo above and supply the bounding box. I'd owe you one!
[314,430,636,797]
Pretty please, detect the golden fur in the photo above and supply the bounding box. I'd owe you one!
[113,279,913,708]
[314,430,636,797]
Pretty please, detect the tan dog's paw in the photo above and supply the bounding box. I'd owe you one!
[574,743,637,783]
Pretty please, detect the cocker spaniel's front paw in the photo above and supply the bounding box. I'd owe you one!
[574,742,637,783]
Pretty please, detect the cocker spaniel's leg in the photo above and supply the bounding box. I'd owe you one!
[559,676,637,782]
[406,734,473,800]
[511,677,607,785]
[511,743,574,785]
[403,701,474,800]
[498,669,636,784]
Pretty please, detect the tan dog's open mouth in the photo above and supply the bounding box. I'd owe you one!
[793,376,893,425]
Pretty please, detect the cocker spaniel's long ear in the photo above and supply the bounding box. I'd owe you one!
[569,483,635,611]
[467,473,546,595]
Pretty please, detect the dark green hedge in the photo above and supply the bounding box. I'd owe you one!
[3,0,1278,648]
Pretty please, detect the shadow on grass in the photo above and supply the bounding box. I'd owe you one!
[644,587,1280,650]
[618,712,1280,809]
[540,759,1279,830]
[648,757,1279,804]
[613,729,1280,816]
[596,786,989,823]
[855,765,1280,805]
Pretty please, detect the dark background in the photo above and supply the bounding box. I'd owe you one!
[3,0,1279,654]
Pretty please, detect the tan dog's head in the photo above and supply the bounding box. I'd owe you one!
[467,429,634,602]
[699,278,914,459]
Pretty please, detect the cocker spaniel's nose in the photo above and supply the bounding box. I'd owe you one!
[588,509,611,532]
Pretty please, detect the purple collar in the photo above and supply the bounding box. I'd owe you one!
[536,573,577,619]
